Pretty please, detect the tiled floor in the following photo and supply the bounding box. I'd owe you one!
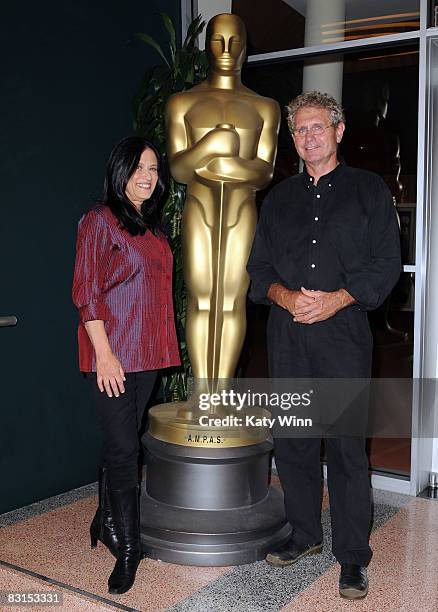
[1,481,437,612]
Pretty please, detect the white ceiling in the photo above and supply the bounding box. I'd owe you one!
[282,0,419,20]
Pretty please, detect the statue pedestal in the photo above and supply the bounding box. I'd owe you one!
[140,424,291,566]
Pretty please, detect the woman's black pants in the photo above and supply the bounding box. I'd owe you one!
[86,371,157,490]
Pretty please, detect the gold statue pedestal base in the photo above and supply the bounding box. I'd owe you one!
[147,401,273,448]
[139,402,291,566]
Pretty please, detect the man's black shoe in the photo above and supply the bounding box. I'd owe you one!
[339,563,368,599]
[265,538,323,567]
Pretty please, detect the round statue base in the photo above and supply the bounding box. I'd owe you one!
[147,400,271,447]
[140,433,291,566]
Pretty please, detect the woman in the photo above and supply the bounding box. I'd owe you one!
[72,137,180,594]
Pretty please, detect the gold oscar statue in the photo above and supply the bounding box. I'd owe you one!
[141,15,291,566]
[148,13,280,447]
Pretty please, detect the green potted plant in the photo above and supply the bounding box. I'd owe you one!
[133,14,208,401]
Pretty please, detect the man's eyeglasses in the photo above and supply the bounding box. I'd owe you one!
[293,123,334,138]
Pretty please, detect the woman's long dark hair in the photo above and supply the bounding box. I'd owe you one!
[103,136,167,236]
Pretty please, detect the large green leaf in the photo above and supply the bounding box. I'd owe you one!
[160,12,176,61]
[184,14,205,49]
[136,32,171,68]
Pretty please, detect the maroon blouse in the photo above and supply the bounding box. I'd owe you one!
[72,204,180,372]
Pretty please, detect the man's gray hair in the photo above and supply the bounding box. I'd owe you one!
[286,91,345,134]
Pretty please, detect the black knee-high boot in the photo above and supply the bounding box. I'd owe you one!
[90,466,120,558]
[107,486,141,595]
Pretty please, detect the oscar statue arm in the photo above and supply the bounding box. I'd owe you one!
[165,94,239,185]
[203,99,281,189]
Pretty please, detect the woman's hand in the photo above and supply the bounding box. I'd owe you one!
[83,320,126,398]
[96,351,126,398]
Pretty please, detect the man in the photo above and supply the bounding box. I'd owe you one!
[247,91,401,600]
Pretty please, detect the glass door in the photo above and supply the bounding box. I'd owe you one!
[240,43,420,479]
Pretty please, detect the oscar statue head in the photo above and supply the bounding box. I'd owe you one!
[205,13,247,74]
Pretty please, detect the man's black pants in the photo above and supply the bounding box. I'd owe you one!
[86,371,157,490]
[268,306,373,566]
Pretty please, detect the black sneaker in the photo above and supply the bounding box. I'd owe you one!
[265,538,323,567]
[339,563,368,599]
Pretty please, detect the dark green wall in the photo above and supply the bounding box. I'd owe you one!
[0,0,181,514]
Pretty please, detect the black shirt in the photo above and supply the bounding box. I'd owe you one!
[247,161,401,312]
